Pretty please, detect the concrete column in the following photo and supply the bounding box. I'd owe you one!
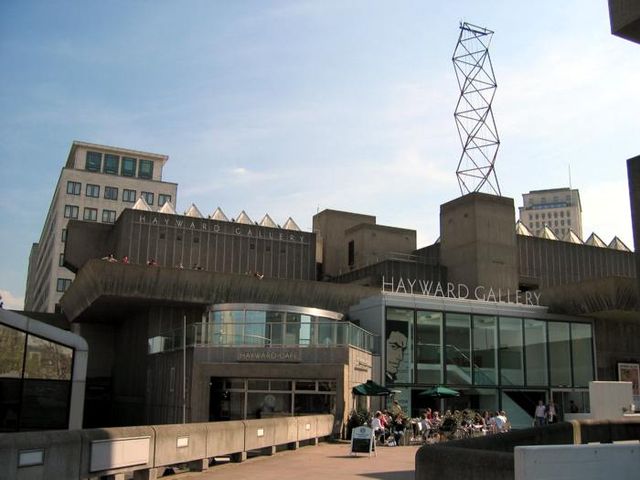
[187,458,208,472]
[231,452,247,463]
[133,468,158,480]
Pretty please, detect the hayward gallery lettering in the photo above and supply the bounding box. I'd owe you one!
[381,276,541,306]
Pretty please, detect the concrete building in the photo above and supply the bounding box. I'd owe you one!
[518,187,583,240]
[24,141,178,313]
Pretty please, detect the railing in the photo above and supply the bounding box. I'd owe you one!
[0,414,335,480]
[148,321,378,354]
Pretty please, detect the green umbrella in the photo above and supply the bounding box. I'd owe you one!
[418,385,460,398]
[352,380,394,396]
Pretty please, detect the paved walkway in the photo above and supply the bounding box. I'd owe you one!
[173,442,421,480]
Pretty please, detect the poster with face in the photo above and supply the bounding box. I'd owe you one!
[385,318,413,384]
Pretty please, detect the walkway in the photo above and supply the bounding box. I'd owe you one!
[173,442,421,480]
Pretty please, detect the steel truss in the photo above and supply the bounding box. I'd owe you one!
[452,22,501,196]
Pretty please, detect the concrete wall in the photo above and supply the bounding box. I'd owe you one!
[0,414,333,480]
[440,193,518,293]
[345,223,416,270]
[313,209,376,278]
[590,381,634,420]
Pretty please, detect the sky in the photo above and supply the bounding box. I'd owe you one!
[1,1,639,310]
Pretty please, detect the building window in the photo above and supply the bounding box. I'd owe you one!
[56,278,72,292]
[561,219,565,226]
[138,159,154,179]
[142,191,154,205]
[560,211,564,218]
[158,194,172,206]
[66,181,81,195]
[85,151,102,172]
[59,253,65,267]
[553,212,558,218]
[64,205,79,219]
[83,207,97,222]
[121,156,137,177]
[102,209,116,223]
[61,229,67,242]
[567,211,571,217]
[528,214,532,221]
[85,184,100,198]
[104,186,118,200]
[123,189,136,203]
[535,214,539,220]
[103,154,119,174]
[541,213,545,219]
[568,219,571,226]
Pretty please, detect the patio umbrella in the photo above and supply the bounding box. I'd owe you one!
[352,380,394,396]
[418,385,460,398]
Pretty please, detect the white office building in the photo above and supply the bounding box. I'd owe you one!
[518,187,583,240]
[24,141,178,313]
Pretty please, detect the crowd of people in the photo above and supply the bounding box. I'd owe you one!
[365,405,512,446]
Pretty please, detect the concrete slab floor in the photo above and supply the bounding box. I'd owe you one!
[170,442,421,480]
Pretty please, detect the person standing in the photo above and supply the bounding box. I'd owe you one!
[547,401,558,424]
[534,400,547,426]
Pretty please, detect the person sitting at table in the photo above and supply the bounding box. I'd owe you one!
[371,411,386,443]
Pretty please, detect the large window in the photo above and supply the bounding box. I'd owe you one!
[499,317,524,386]
[104,186,118,200]
[138,159,153,179]
[64,205,78,219]
[103,154,119,174]
[0,324,26,378]
[66,181,81,195]
[473,315,497,385]
[123,189,136,203]
[416,311,442,384]
[85,184,100,198]
[571,323,594,387]
[445,313,471,385]
[524,319,547,386]
[83,207,97,222]
[121,156,137,177]
[85,151,102,172]
[548,322,572,387]
[56,278,71,292]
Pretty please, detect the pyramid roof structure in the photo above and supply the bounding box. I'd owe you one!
[132,196,152,211]
[563,229,583,244]
[608,236,631,251]
[539,225,558,240]
[259,214,278,228]
[585,232,607,248]
[210,207,229,222]
[283,217,301,231]
[184,204,203,218]
[515,220,533,236]
[159,201,177,214]
[236,210,253,225]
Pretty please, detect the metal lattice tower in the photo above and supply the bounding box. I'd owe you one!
[452,22,501,196]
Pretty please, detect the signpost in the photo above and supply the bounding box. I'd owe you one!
[350,426,375,457]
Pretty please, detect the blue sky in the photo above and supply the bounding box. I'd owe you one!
[1,1,639,309]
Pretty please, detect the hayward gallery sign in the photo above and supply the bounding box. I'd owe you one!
[381,276,541,306]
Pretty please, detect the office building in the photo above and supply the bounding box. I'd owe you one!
[518,187,583,240]
[24,141,178,313]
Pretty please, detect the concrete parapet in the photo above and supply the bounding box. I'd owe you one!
[297,416,318,442]
[317,414,334,438]
[274,416,298,448]
[80,426,156,479]
[242,418,277,452]
[205,419,245,458]
[151,423,207,470]
[0,429,82,480]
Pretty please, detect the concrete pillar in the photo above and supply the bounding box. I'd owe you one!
[264,445,276,456]
[231,452,247,463]
[187,458,208,472]
[440,192,518,294]
[133,468,158,480]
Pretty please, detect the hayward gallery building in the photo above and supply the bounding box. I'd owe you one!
[57,192,638,432]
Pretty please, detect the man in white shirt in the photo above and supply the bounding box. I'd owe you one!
[534,400,547,427]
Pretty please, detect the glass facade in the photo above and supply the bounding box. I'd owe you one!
[383,306,594,426]
[0,322,74,431]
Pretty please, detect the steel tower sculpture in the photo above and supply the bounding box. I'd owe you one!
[452,22,501,196]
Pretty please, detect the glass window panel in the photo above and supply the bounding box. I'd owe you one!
[294,393,334,416]
[85,151,101,172]
[266,311,284,345]
[416,310,442,384]
[524,319,548,386]
[158,194,172,206]
[318,381,336,392]
[245,311,267,346]
[285,312,300,345]
[248,392,291,419]
[571,323,594,387]
[121,157,137,177]
[0,378,21,431]
[225,379,245,390]
[211,310,243,345]
[104,186,118,200]
[299,315,311,346]
[24,336,73,380]
[445,313,471,385]
[548,322,572,387]
[270,380,291,391]
[295,380,316,391]
[142,191,154,205]
[20,380,70,430]
[317,321,335,346]
[499,317,524,386]
[103,154,119,174]
[123,189,136,203]
[385,308,414,384]
[138,159,154,179]
[473,315,498,385]
[247,379,269,390]
[0,324,26,378]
